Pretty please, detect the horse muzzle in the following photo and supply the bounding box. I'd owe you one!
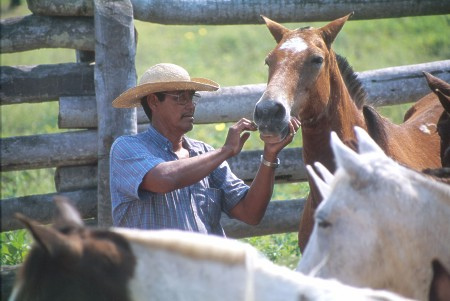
[254,99,290,142]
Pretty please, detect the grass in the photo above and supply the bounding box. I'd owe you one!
[1,2,449,267]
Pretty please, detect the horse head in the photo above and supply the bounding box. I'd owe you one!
[253,13,354,143]
[10,196,136,301]
[423,71,450,167]
[297,126,450,301]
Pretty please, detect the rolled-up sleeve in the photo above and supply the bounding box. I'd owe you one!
[110,136,164,204]
[209,160,249,216]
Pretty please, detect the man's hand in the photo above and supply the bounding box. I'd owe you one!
[263,117,301,161]
[222,118,258,157]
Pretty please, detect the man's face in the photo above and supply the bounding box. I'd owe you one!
[151,90,200,134]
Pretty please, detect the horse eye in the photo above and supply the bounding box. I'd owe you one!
[311,56,324,65]
[318,219,332,228]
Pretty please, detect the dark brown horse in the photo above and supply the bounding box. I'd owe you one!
[253,14,443,251]
[423,72,450,167]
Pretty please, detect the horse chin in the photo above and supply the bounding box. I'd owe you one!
[259,134,284,144]
[259,127,290,144]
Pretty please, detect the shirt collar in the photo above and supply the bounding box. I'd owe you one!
[147,124,192,152]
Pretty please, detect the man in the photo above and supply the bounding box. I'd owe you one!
[110,63,300,236]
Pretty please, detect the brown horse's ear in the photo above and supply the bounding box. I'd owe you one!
[423,72,450,113]
[362,105,390,152]
[261,15,289,43]
[320,12,354,49]
[435,89,450,113]
[15,212,82,261]
[423,72,450,95]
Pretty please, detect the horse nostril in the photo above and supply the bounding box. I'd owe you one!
[254,100,287,122]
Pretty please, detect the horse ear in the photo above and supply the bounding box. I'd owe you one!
[331,131,369,180]
[320,12,353,49]
[53,196,84,231]
[435,89,450,114]
[306,165,331,199]
[313,161,334,185]
[354,126,385,155]
[429,259,450,301]
[261,15,289,43]
[423,71,450,113]
[15,213,82,260]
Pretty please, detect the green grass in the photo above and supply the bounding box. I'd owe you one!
[1,3,449,268]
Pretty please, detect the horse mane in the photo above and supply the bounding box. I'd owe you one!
[336,54,367,109]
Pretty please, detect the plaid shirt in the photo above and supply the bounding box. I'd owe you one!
[110,125,249,236]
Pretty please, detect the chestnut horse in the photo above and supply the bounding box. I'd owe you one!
[253,14,443,251]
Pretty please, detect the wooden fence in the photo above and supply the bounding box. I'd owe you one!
[2,0,450,237]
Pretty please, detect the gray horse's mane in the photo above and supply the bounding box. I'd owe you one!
[336,54,367,109]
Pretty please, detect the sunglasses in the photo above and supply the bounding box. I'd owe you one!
[161,91,201,106]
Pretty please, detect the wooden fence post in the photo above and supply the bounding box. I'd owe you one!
[94,0,137,226]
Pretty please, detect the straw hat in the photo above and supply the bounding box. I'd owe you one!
[112,63,220,108]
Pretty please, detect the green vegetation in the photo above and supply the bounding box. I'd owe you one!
[1,2,448,268]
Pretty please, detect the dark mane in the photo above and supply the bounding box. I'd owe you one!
[336,54,367,109]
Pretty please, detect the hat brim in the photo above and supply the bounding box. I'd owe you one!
[112,78,219,108]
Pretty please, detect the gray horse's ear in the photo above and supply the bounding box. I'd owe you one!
[354,126,384,155]
[261,15,289,44]
[306,165,331,199]
[313,162,334,185]
[331,131,370,181]
[320,12,353,49]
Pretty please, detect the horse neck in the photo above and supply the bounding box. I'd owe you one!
[301,58,365,172]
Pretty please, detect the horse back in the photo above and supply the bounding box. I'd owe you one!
[364,94,443,170]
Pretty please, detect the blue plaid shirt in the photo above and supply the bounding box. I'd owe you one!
[110,125,249,236]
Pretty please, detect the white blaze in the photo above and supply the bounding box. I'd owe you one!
[280,37,308,53]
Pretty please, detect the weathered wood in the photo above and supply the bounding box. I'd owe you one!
[359,60,450,106]
[0,15,94,53]
[223,199,305,238]
[0,63,95,105]
[2,126,306,175]
[1,265,19,301]
[27,0,93,16]
[53,147,307,192]
[94,0,137,226]
[1,188,304,236]
[26,0,450,23]
[58,61,450,128]
[1,189,97,232]
[1,130,97,172]
[55,164,97,192]
[76,50,95,63]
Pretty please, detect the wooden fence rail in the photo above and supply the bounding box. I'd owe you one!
[26,0,450,23]
[58,61,450,128]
